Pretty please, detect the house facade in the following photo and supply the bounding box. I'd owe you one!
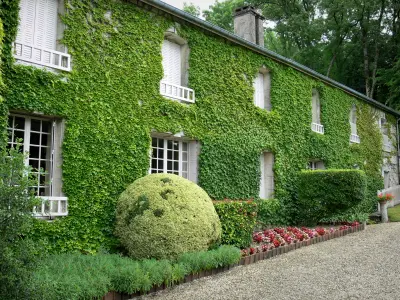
[0,0,398,252]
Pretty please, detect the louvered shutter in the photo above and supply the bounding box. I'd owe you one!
[259,153,265,198]
[16,0,36,58]
[350,122,357,135]
[162,40,181,85]
[34,0,58,63]
[187,141,198,183]
[312,90,320,124]
[264,152,274,198]
[253,73,264,109]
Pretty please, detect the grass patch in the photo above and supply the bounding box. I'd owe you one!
[388,205,400,222]
[31,245,241,300]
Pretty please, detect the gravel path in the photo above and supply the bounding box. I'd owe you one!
[142,223,400,300]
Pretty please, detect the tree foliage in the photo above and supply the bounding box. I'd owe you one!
[204,0,400,107]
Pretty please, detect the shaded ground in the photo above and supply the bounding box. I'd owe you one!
[142,223,400,300]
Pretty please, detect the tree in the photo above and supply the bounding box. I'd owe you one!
[0,145,41,299]
[203,0,248,31]
[183,2,201,17]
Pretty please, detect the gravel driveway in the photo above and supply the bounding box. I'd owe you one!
[143,223,400,300]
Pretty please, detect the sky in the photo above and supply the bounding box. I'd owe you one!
[161,0,216,13]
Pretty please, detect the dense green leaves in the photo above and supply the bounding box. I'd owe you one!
[32,246,241,300]
[213,200,258,248]
[297,169,368,224]
[0,0,388,253]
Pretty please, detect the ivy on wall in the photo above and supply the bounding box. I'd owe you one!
[0,0,390,253]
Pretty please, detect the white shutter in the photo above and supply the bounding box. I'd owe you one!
[17,0,36,58]
[264,153,274,198]
[253,73,264,109]
[264,72,271,111]
[259,153,265,198]
[312,89,320,124]
[162,40,182,86]
[188,141,198,183]
[34,0,58,63]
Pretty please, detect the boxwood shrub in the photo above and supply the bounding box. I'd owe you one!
[297,169,368,224]
[213,200,258,249]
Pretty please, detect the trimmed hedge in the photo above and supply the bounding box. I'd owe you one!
[31,246,241,300]
[297,169,368,224]
[213,200,258,249]
[255,198,284,227]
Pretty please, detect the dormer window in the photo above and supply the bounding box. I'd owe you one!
[311,89,324,134]
[308,160,325,170]
[13,0,71,71]
[253,68,271,111]
[350,105,360,143]
[160,30,195,103]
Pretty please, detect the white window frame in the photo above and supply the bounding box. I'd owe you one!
[311,89,324,134]
[350,105,360,143]
[253,67,271,111]
[308,160,325,171]
[7,114,68,218]
[259,152,274,199]
[13,0,71,72]
[160,30,195,103]
[150,135,198,183]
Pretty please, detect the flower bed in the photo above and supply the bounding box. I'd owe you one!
[239,222,364,264]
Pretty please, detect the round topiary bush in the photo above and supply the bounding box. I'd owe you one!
[115,174,222,259]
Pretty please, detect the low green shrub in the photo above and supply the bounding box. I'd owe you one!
[213,200,257,248]
[31,245,240,300]
[297,169,368,224]
[115,174,221,259]
[255,198,284,226]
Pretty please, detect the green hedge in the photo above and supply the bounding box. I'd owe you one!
[31,246,241,300]
[297,169,368,224]
[213,200,257,248]
[255,198,284,227]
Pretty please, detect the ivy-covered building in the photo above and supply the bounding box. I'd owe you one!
[0,0,399,252]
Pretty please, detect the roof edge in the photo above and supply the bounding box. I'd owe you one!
[137,0,400,117]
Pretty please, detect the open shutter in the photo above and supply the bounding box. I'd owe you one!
[264,72,271,111]
[162,40,181,86]
[17,0,37,58]
[264,152,274,198]
[350,122,357,135]
[253,73,265,109]
[34,0,58,63]
[312,90,320,124]
[187,141,198,183]
[259,153,265,198]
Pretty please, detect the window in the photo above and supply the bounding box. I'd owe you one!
[13,0,71,71]
[350,105,360,143]
[379,114,391,152]
[253,69,271,111]
[311,89,324,134]
[150,136,198,183]
[259,152,274,199]
[160,31,195,103]
[7,114,67,217]
[308,160,325,170]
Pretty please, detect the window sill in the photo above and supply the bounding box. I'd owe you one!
[33,196,68,218]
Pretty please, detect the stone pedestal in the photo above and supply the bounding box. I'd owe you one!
[379,201,389,223]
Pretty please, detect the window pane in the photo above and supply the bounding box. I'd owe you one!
[183,152,188,161]
[167,161,172,170]
[182,142,187,151]
[152,148,158,158]
[173,151,179,160]
[41,134,49,146]
[14,117,25,129]
[14,130,24,142]
[167,140,173,149]
[173,141,179,150]
[40,147,48,159]
[29,159,39,170]
[152,137,158,147]
[182,162,187,172]
[167,150,172,160]
[174,161,179,170]
[29,146,40,159]
[30,132,40,145]
[158,160,163,170]
[158,138,164,148]
[151,159,157,169]
[158,149,164,159]
[31,119,41,131]
[42,121,51,133]
[40,160,49,172]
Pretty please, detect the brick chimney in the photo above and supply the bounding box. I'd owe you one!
[233,6,265,47]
